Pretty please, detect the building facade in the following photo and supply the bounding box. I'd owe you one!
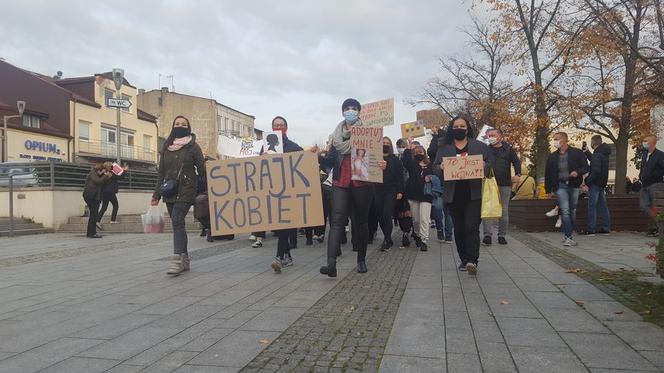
[137,88,255,158]
[0,59,158,167]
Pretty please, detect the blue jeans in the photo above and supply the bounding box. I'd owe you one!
[556,182,579,238]
[432,196,453,240]
[587,185,610,233]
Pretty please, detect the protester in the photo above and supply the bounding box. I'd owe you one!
[394,138,413,246]
[638,135,664,236]
[582,135,611,236]
[434,116,492,275]
[428,126,453,242]
[544,132,589,246]
[305,169,331,245]
[82,163,111,238]
[97,161,126,229]
[151,115,206,275]
[511,164,536,200]
[372,137,404,252]
[403,142,434,251]
[268,116,304,273]
[318,98,386,277]
[482,128,521,245]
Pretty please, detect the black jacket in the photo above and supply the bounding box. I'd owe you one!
[319,146,343,182]
[585,143,611,188]
[83,170,110,201]
[433,139,494,203]
[544,147,589,193]
[488,141,521,187]
[101,173,124,198]
[639,149,664,188]
[402,149,433,203]
[381,153,405,193]
[153,134,206,204]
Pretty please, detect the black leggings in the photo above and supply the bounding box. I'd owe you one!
[373,187,397,243]
[327,185,373,267]
[98,194,119,222]
[84,196,100,237]
[448,198,482,264]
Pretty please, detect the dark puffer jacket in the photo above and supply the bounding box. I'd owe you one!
[83,170,110,201]
[153,134,206,204]
[585,143,611,188]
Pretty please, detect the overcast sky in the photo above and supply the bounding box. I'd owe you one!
[1,0,476,145]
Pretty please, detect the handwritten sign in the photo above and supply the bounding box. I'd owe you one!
[417,108,448,129]
[351,126,383,183]
[207,151,324,235]
[476,125,494,145]
[218,136,263,158]
[400,121,425,139]
[359,98,394,127]
[443,155,484,180]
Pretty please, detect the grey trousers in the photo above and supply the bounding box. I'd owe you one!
[167,202,192,255]
[482,186,512,238]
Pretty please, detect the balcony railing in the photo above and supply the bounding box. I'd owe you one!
[77,140,156,163]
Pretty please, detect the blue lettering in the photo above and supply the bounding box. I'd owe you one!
[296,193,311,224]
[214,200,232,231]
[259,159,273,190]
[233,199,246,227]
[209,165,231,197]
[227,162,241,194]
[247,196,262,225]
[277,194,291,224]
[266,194,273,224]
[271,156,286,196]
[244,161,257,192]
[289,153,310,187]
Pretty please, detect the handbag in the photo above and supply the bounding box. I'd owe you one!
[481,169,502,219]
[159,162,184,198]
[423,181,433,197]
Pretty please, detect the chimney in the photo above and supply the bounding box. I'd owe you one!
[138,88,145,94]
[161,87,169,93]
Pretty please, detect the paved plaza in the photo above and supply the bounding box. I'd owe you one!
[0,229,662,372]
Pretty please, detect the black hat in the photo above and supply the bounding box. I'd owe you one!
[342,98,361,112]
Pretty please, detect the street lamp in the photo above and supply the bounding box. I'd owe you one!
[112,68,124,164]
[2,100,26,163]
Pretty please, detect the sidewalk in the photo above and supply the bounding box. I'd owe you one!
[0,230,662,372]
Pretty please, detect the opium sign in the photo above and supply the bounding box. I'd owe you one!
[24,140,61,155]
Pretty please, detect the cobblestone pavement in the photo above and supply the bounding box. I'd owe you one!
[240,246,417,372]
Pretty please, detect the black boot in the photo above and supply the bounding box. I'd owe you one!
[200,228,207,237]
[402,234,410,247]
[379,240,393,252]
[357,261,367,273]
[320,265,337,277]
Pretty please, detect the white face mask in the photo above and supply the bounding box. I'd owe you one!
[397,148,405,155]
[553,140,561,149]
[488,137,498,145]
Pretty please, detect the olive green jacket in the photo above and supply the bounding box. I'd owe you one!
[153,134,206,204]
[83,170,111,201]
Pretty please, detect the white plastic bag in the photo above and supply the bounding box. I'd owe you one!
[141,206,164,233]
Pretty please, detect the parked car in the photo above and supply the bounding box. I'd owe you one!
[0,165,39,187]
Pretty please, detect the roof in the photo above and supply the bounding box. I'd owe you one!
[140,89,255,119]
[53,73,136,89]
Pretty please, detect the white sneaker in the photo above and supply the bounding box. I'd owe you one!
[555,216,562,228]
[249,235,256,241]
[546,206,559,217]
[562,237,578,247]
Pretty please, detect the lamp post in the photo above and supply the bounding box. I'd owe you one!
[2,101,26,163]
[112,68,124,164]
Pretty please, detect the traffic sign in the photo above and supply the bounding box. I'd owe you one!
[106,98,132,109]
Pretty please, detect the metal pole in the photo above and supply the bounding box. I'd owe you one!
[116,92,122,163]
[8,174,14,237]
[2,116,7,163]
[49,160,55,188]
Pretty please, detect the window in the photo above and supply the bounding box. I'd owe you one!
[143,135,152,152]
[79,121,90,141]
[104,89,115,106]
[607,143,617,171]
[22,115,41,129]
[101,127,116,144]
[121,94,131,112]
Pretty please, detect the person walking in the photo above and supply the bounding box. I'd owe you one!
[434,116,492,275]
[373,136,404,252]
[638,135,664,236]
[482,128,521,245]
[97,161,126,229]
[581,135,611,236]
[268,116,304,273]
[318,98,386,277]
[544,132,589,247]
[83,163,111,238]
[151,115,206,275]
[403,141,434,251]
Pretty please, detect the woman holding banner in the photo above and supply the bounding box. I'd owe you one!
[317,98,386,277]
[151,116,206,276]
[433,116,492,275]
[402,142,434,252]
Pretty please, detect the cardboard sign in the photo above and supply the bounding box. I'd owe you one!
[351,126,383,183]
[239,137,262,157]
[262,131,284,154]
[359,98,394,127]
[400,120,425,139]
[476,125,494,145]
[442,155,484,180]
[207,151,324,235]
[218,136,262,158]
[417,108,448,129]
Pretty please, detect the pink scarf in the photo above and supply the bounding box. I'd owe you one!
[167,135,192,151]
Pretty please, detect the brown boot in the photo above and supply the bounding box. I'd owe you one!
[167,255,186,275]
[182,254,190,272]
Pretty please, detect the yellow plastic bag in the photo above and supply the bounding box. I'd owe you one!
[481,171,502,219]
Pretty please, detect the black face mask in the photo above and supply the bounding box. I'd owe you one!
[173,126,191,138]
[452,128,467,141]
[382,145,391,154]
[414,154,425,162]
